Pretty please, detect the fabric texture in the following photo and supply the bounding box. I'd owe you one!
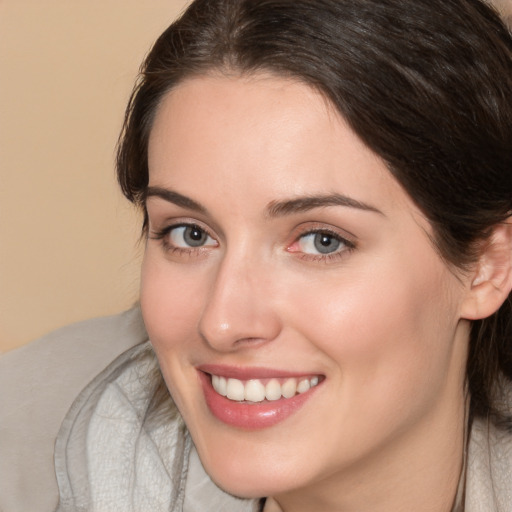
[465,416,512,511]
[0,307,147,512]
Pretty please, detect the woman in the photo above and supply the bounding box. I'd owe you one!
[55,0,512,510]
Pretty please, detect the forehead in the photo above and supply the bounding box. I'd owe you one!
[147,73,417,219]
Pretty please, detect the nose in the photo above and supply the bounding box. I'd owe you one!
[198,251,282,352]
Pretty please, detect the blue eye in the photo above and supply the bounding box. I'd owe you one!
[168,225,216,248]
[297,232,344,255]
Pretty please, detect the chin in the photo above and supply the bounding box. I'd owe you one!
[193,434,309,500]
[206,464,291,500]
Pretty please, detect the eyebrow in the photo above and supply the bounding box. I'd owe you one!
[267,194,383,217]
[146,186,383,217]
[146,186,208,214]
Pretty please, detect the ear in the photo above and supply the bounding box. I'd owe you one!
[461,219,512,320]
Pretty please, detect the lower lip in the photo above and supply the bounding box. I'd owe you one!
[199,372,320,429]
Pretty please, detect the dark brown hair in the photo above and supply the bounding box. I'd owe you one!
[117,0,512,424]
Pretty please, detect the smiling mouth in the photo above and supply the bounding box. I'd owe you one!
[210,374,322,403]
[198,368,325,428]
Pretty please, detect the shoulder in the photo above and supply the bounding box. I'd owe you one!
[54,340,191,512]
[465,405,512,510]
[0,307,147,512]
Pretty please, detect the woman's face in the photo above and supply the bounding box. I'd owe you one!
[142,74,470,502]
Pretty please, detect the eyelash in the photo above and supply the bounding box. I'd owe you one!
[149,223,217,256]
[149,223,356,262]
[288,227,356,263]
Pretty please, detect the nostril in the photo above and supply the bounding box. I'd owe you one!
[234,337,266,345]
[227,337,271,352]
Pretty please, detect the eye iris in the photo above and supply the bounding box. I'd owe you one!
[313,233,341,254]
[184,226,207,247]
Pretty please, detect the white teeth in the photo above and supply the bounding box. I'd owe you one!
[226,378,245,401]
[265,379,282,401]
[218,376,227,396]
[244,379,266,402]
[211,374,321,402]
[297,378,311,394]
[211,375,227,396]
[281,378,297,399]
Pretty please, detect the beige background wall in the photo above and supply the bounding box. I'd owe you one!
[496,0,512,24]
[0,1,189,352]
[0,0,510,353]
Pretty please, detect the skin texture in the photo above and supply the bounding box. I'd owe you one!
[142,74,474,511]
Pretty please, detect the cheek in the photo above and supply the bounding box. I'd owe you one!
[140,252,209,418]
[288,256,461,416]
[140,252,205,360]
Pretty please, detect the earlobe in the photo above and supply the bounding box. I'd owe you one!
[461,219,512,321]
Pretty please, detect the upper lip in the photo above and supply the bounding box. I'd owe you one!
[197,364,322,380]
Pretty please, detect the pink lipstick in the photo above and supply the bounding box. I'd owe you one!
[197,365,323,429]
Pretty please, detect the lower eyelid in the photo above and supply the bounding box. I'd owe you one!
[286,229,356,262]
[296,251,348,263]
[152,223,219,255]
